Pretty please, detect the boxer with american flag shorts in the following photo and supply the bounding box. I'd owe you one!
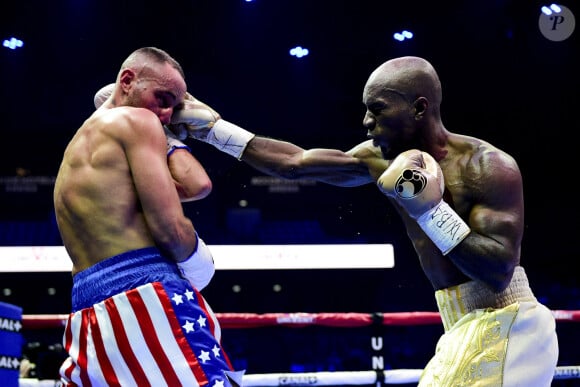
[59,248,243,387]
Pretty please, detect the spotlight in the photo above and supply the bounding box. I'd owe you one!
[3,37,24,50]
[289,46,309,58]
[393,30,414,42]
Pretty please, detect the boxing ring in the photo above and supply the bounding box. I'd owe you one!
[18,311,580,385]
[3,245,580,385]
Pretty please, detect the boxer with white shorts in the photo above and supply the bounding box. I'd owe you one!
[167,56,559,385]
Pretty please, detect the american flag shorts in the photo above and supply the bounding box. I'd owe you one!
[59,247,243,387]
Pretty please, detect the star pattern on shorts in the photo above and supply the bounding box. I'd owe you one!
[199,350,211,363]
[212,380,225,387]
[184,289,195,300]
[182,320,195,333]
[170,284,234,387]
[173,292,209,335]
[172,293,184,305]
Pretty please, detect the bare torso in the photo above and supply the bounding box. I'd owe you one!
[53,107,190,275]
[351,133,524,290]
[237,129,523,291]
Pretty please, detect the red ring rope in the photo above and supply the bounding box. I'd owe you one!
[21,310,580,329]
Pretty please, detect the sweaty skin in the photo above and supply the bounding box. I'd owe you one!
[54,50,197,275]
[94,83,213,203]
[239,56,522,292]
[177,55,555,387]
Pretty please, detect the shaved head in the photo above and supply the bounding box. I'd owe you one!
[366,56,442,110]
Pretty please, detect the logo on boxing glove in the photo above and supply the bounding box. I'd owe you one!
[394,169,427,198]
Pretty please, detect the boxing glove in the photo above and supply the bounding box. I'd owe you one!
[378,150,470,255]
[170,96,255,160]
[177,232,215,291]
[170,95,219,131]
[93,83,115,109]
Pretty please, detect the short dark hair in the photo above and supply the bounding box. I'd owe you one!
[123,47,185,80]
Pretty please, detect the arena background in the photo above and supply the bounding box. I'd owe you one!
[1,0,578,383]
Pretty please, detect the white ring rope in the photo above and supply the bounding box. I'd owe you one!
[242,369,423,385]
[18,366,580,386]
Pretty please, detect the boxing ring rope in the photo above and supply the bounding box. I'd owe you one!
[4,247,578,384]
[19,311,580,385]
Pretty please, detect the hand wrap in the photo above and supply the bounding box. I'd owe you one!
[195,119,255,160]
[416,200,470,255]
[378,150,470,254]
[177,233,215,291]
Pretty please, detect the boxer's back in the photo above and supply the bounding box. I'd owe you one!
[54,108,155,275]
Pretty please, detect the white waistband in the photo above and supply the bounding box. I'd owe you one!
[435,266,537,330]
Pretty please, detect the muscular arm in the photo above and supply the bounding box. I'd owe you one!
[170,95,385,186]
[168,148,212,202]
[125,110,198,261]
[96,83,212,202]
[447,150,524,291]
[241,137,380,186]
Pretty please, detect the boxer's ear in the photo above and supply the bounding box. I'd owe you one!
[412,97,428,120]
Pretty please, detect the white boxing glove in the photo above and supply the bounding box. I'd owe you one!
[378,150,470,255]
[94,83,115,109]
[170,96,255,160]
[177,233,215,291]
[170,98,219,131]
